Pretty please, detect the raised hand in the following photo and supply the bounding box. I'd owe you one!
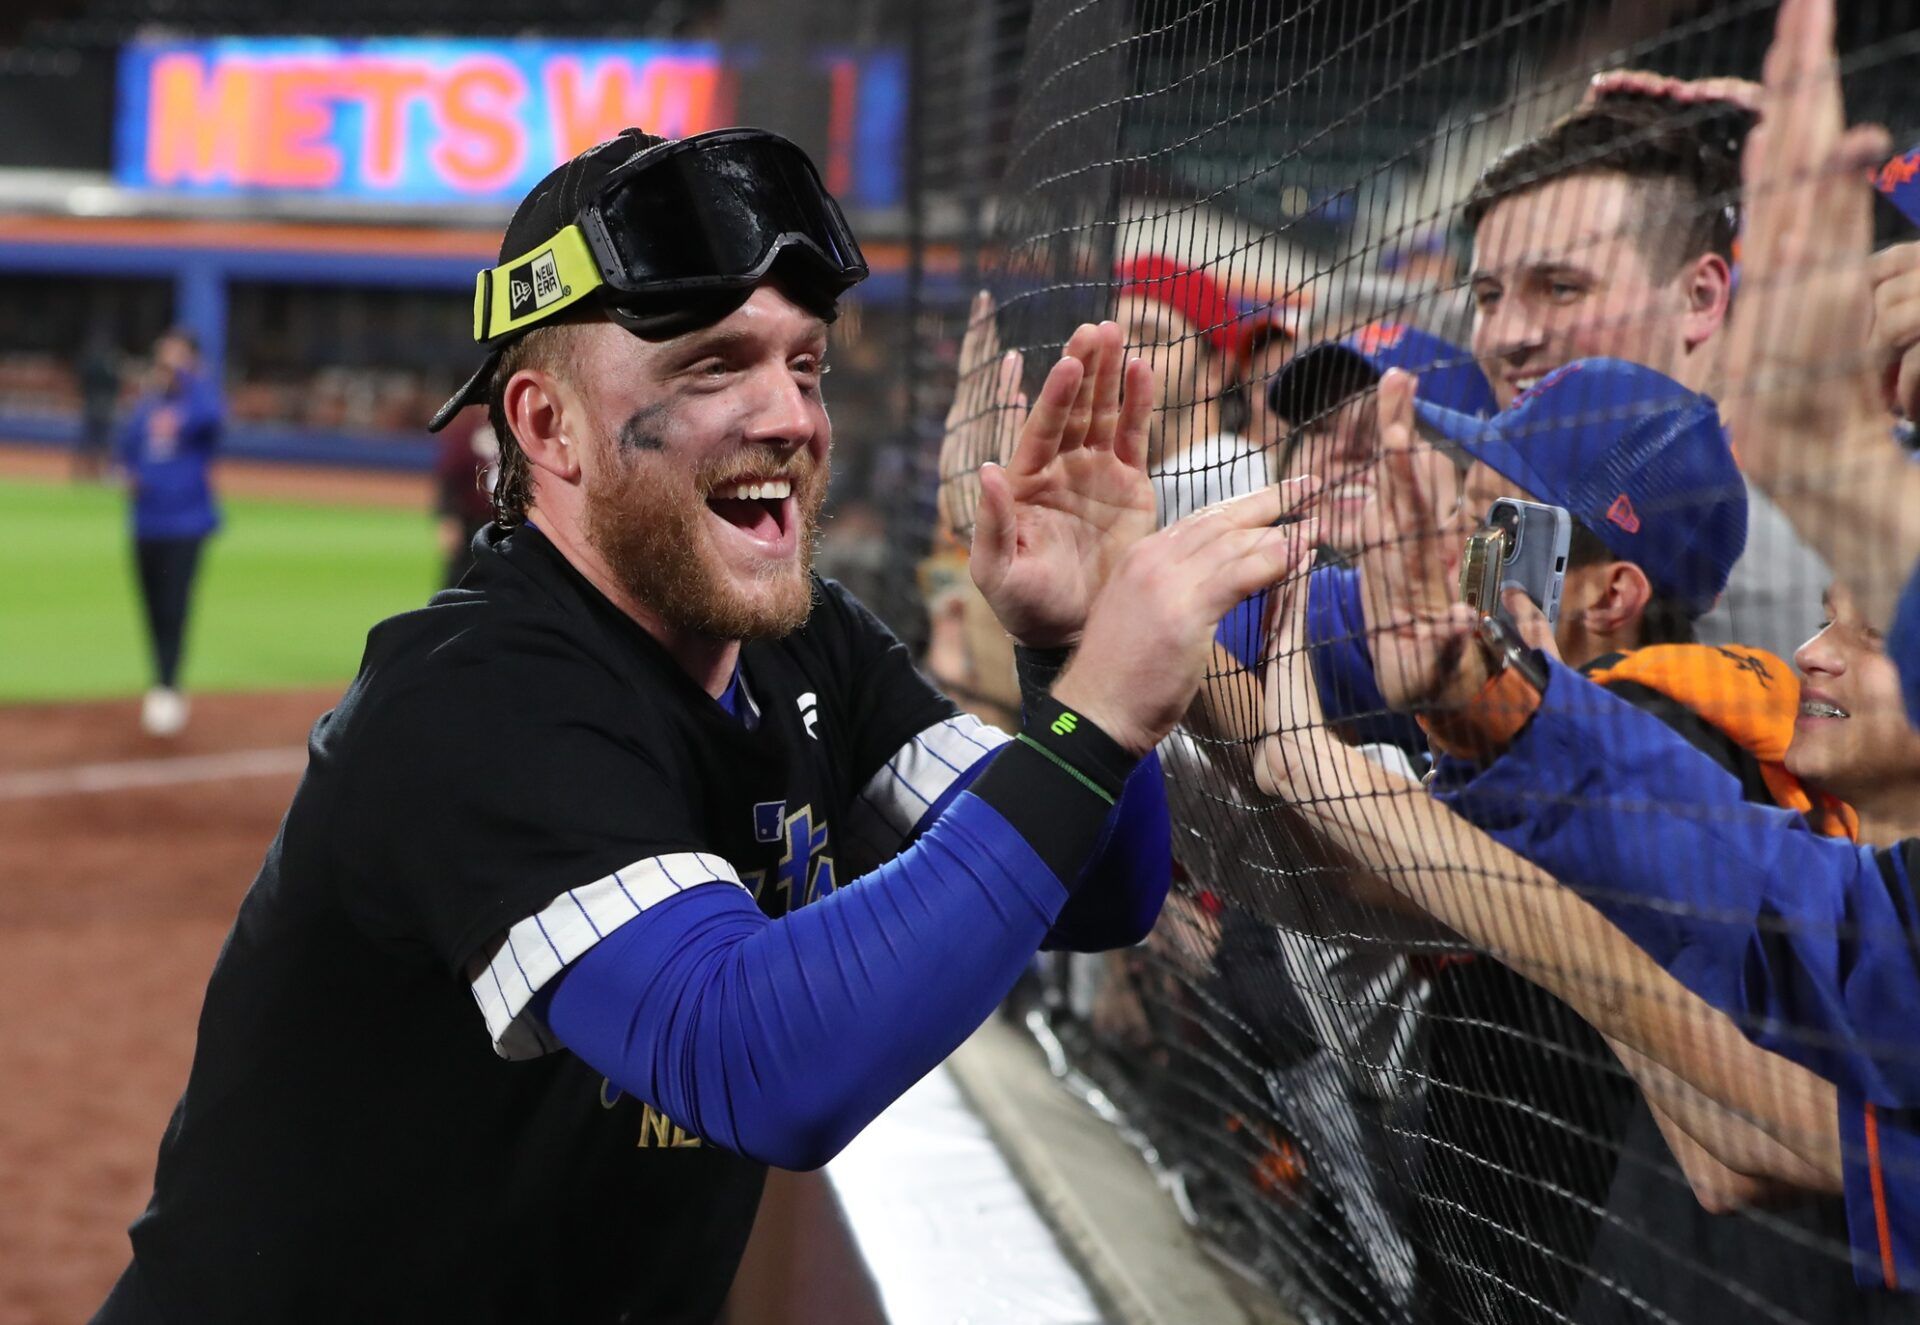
[1052,479,1318,756]
[1721,0,1892,455]
[1353,370,1479,714]
[936,290,1023,543]
[970,321,1158,649]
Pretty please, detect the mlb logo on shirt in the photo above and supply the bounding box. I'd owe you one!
[753,801,786,844]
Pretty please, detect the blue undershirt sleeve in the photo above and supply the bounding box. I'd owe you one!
[543,790,1073,1171]
[906,745,1171,952]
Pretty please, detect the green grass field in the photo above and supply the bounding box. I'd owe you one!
[4,479,440,702]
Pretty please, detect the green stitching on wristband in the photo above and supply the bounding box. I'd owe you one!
[1015,732,1116,806]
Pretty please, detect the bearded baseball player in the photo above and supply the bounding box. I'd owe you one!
[93,127,1316,1323]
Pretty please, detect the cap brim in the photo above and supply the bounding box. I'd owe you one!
[1269,342,1379,426]
[1414,398,1549,502]
[429,350,501,433]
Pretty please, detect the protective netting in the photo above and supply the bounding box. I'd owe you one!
[5,0,1920,1319]
[904,3,1920,1322]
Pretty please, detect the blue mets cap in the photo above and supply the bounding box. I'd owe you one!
[1415,358,1748,618]
[1269,322,1498,427]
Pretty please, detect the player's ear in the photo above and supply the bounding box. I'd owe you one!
[504,365,582,486]
[1681,251,1732,350]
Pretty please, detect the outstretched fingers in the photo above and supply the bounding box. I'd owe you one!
[969,462,1018,595]
[1115,357,1155,470]
[1161,475,1321,561]
[1008,355,1086,477]
[1199,519,1320,618]
[1083,322,1126,452]
[957,290,1001,381]
[1057,323,1104,454]
[1375,370,1431,532]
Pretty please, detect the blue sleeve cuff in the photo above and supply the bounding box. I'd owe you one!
[545,789,1067,1170]
[1840,1095,1920,1290]
[1304,564,1426,752]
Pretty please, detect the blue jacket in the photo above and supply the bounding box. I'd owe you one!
[1432,657,1920,1111]
[1214,562,1426,756]
[1430,658,1920,1290]
[119,370,223,540]
[1895,559,1920,730]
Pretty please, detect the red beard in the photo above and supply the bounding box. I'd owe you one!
[584,444,830,641]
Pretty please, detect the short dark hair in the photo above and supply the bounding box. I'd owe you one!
[1463,96,1748,276]
[485,323,577,526]
[1565,520,1696,646]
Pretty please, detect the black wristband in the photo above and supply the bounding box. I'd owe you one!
[1014,644,1073,715]
[1018,692,1140,804]
[969,699,1142,886]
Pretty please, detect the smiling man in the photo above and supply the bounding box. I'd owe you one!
[93,128,1316,1325]
[1463,94,1831,662]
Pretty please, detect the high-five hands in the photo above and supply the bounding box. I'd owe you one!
[937,291,1024,544]
[1052,479,1320,757]
[970,322,1158,650]
[1353,370,1481,714]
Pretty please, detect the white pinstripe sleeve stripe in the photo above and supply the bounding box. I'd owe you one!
[843,714,1010,860]
[467,851,743,1062]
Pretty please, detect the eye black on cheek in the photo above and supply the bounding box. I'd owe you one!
[617,401,672,452]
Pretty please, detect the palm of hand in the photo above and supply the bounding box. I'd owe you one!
[992,448,1156,646]
[1355,373,1473,712]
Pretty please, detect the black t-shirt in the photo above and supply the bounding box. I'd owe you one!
[121,524,996,1324]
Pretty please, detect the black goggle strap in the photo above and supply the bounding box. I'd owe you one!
[472,224,605,344]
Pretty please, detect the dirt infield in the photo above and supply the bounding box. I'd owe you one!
[0,689,335,1325]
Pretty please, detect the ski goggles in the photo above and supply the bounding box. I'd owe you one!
[469,128,869,345]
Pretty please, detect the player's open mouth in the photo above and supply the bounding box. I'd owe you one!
[706,477,797,555]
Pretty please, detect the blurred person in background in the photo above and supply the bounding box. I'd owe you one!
[1376,223,1457,295]
[1231,297,1299,452]
[75,329,120,482]
[117,326,222,738]
[1113,254,1272,522]
[433,406,500,589]
[1268,321,1496,561]
[1464,85,1832,664]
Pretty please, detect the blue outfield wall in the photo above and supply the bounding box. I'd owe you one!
[0,231,945,471]
[2,410,436,470]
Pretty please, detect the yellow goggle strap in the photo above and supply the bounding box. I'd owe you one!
[472,224,605,343]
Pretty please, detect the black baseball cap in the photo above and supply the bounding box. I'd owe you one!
[430,127,866,431]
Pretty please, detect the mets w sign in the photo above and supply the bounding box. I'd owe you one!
[115,37,905,209]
